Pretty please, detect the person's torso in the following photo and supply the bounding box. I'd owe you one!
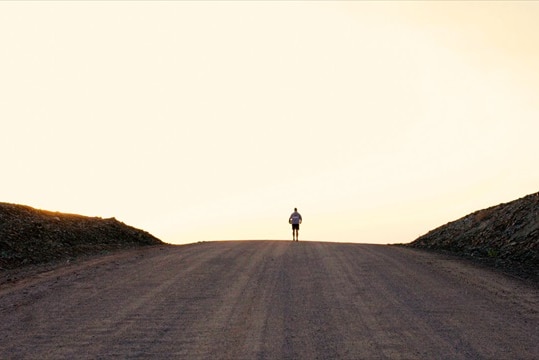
[290,212,302,224]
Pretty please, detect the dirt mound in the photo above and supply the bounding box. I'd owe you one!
[408,191,539,281]
[0,202,162,270]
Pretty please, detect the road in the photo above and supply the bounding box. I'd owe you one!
[0,241,537,359]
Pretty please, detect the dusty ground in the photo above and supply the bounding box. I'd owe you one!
[0,241,537,359]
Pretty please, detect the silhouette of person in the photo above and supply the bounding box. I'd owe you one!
[289,208,302,242]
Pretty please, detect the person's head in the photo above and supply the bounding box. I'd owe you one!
[294,208,297,212]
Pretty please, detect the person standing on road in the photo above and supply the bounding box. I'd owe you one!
[289,208,302,242]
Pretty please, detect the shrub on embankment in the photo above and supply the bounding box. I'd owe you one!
[0,202,162,270]
[408,192,539,281]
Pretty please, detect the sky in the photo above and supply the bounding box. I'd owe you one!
[1,1,538,244]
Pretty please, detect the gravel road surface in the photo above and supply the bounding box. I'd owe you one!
[0,241,537,359]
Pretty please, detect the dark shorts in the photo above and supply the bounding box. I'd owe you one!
[292,224,300,230]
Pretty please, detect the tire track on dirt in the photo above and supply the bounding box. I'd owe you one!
[0,241,537,359]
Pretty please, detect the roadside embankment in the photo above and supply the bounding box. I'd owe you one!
[0,202,162,270]
[407,192,539,281]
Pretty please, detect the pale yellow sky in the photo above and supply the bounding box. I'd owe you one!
[1,1,538,244]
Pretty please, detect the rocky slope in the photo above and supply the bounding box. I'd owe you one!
[0,203,162,270]
[408,192,539,281]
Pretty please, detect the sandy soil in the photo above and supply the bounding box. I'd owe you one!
[0,241,537,359]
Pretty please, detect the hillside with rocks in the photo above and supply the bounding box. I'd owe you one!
[408,192,539,281]
[0,203,162,270]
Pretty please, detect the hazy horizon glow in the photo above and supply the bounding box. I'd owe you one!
[1,2,538,244]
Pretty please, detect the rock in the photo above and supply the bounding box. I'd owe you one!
[407,192,539,282]
[0,202,163,270]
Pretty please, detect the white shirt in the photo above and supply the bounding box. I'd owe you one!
[289,212,302,225]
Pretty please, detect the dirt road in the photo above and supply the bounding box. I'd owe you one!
[0,241,537,359]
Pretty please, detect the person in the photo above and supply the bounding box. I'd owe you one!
[288,208,302,242]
